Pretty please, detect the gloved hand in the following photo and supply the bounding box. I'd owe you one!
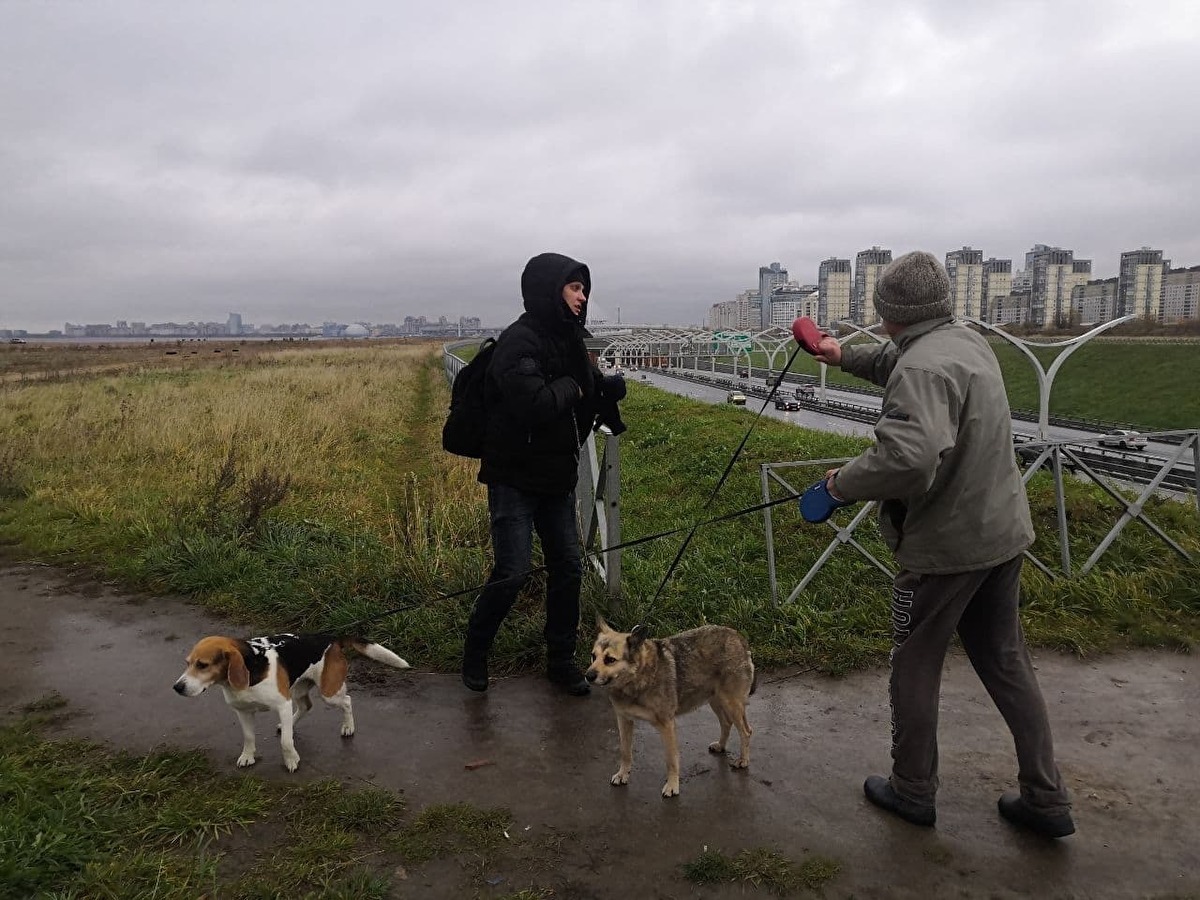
[799,479,853,523]
[598,373,627,402]
[594,374,628,435]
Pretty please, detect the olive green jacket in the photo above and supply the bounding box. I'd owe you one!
[833,318,1034,574]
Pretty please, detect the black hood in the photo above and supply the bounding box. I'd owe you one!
[521,252,590,331]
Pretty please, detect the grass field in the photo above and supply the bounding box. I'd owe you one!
[1,340,1197,677]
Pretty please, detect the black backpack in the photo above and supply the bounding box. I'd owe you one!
[442,338,497,458]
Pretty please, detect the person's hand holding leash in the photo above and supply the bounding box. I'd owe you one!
[799,468,852,523]
[792,316,841,366]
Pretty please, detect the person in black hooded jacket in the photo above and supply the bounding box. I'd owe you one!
[462,252,627,695]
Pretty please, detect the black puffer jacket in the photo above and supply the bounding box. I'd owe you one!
[479,253,601,495]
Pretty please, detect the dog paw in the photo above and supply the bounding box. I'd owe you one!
[341,724,355,738]
[236,753,257,768]
[708,741,726,755]
[282,753,300,773]
[730,757,750,770]
[661,781,680,798]
[610,771,630,786]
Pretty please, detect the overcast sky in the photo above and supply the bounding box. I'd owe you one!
[2,1,1197,332]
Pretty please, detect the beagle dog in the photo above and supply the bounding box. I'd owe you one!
[173,633,409,772]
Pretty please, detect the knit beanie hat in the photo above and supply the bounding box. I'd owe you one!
[873,251,952,325]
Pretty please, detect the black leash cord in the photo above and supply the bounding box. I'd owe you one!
[647,342,805,606]
[329,489,804,634]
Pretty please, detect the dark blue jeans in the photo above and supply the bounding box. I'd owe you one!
[466,484,584,666]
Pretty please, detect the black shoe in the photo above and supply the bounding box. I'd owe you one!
[863,775,936,827]
[547,664,590,696]
[998,792,1075,838]
[461,646,489,693]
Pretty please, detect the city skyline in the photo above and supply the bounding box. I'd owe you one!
[2,2,1199,332]
[711,242,1200,331]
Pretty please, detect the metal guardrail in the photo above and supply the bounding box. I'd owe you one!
[762,433,1198,602]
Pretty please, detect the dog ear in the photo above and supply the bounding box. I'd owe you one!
[596,615,613,633]
[627,623,650,651]
[226,648,250,691]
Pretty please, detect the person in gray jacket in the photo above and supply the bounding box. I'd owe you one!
[813,250,1074,838]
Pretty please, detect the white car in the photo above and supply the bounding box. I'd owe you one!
[1098,429,1147,451]
[726,391,747,405]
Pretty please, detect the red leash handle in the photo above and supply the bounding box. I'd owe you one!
[791,317,830,356]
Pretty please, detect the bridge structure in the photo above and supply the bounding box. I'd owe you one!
[585,325,798,375]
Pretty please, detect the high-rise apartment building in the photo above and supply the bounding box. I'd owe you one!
[1071,278,1118,325]
[1025,244,1091,328]
[227,313,242,336]
[818,258,852,326]
[1163,265,1200,322]
[853,247,892,325]
[981,258,1013,323]
[758,262,788,329]
[1118,248,1169,320]
[945,247,984,318]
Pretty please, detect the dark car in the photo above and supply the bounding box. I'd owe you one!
[774,397,801,411]
[1015,443,1080,473]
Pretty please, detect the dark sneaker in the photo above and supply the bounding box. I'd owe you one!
[547,665,590,696]
[863,775,936,827]
[461,649,489,693]
[998,793,1075,838]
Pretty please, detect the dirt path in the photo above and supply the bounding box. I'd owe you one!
[2,562,1196,899]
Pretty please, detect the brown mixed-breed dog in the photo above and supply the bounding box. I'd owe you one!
[173,633,409,772]
[585,618,756,798]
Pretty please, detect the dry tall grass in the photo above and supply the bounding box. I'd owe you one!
[1,343,481,534]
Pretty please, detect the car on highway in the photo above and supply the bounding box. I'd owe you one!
[726,390,747,405]
[774,397,801,411]
[795,385,816,400]
[1014,443,1080,473]
[1098,429,1147,451]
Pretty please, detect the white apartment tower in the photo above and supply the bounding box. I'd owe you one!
[818,258,852,327]
[981,258,1013,323]
[1118,248,1169,321]
[945,247,984,318]
[1025,244,1091,329]
[853,247,892,325]
[1163,265,1200,322]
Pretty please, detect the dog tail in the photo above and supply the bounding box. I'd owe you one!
[749,659,758,696]
[346,639,411,670]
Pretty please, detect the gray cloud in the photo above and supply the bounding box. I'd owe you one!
[1,0,1198,331]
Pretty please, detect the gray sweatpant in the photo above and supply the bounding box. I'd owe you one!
[888,554,1071,815]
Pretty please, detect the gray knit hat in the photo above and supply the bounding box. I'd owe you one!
[873,251,952,325]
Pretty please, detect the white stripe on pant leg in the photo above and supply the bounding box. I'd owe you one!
[890,586,914,754]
